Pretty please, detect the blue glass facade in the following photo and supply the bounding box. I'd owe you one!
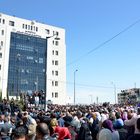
[8,32,47,96]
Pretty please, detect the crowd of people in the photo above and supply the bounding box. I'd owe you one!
[0,99,140,140]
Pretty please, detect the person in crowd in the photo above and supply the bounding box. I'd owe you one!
[127,117,140,140]
[77,117,92,140]
[63,115,77,140]
[98,128,112,140]
[50,118,71,140]
[27,124,36,140]
[124,107,140,134]
[0,117,14,140]
[89,112,99,140]
[35,122,56,140]
[22,111,37,128]
[114,115,128,140]
[57,112,65,127]
[12,126,27,140]
[102,119,119,140]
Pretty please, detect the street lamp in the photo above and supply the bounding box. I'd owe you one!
[89,94,93,104]
[111,82,116,104]
[74,69,78,105]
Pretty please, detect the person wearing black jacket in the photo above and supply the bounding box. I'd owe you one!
[35,123,56,140]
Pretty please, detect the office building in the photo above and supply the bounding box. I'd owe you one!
[0,13,66,104]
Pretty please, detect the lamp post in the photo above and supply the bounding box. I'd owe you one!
[74,69,78,105]
[111,82,116,104]
[89,94,93,104]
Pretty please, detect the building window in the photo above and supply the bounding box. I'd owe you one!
[1,30,4,35]
[9,21,15,26]
[55,81,58,86]
[0,65,1,70]
[28,25,30,30]
[52,70,54,75]
[52,81,54,86]
[0,19,1,23]
[55,61,58,65]
[36,27,38,32]
[0,53,2,58]
[31,26,33,30]
[45,29,50,34]
[52,92,54,98]
[56,31,59,36]
[52,60,54,65]
[55,71,58,76]
[33,26,35,31]
[55,51,58,55]
[22,24,25,28]
[55,92,58,98]
[8,32,47,96]
[55,41,59,46]
[1,41,3,46]
[2,19,5,24]
[52,50,54,55]
[25,25,27,29]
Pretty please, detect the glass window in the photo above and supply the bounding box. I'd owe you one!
[55,92,58,98]
[25,24,27,29]
[55,51,58,55]
[28,25,30,30]
[9,21,15,26]
[55,61,58,65]
[55,71,58,76]
[52,60,54,65]
[1,41,3,46]
[52,50,54,55]
[55,81,58,86]
[1,30,4,35]
[33,26,35,31]
[0,18,1,23]
[22,24,25,28]
[0,65,1,70]
[52,92,54,98]
[53,31,55,35]
[8,32,47,96]
[55,41,59,46]
[45,29,50,34]
[52,81,54,86]
[36,27,38,32]
[0,53,2,58]
[2,19,5,24]
[56,31,59,36]
[52,70,54,75]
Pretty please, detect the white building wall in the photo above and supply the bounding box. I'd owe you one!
[0,13,66,104]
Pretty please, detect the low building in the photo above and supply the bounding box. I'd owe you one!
[118,88,140,104]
